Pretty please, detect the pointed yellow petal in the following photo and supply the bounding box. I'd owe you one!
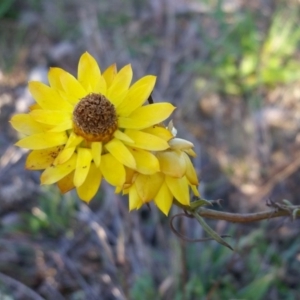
[169,138,194,150]
[118,103,175,130]
[65,132,84,148]
[26,146,62,170]
[113,130,134,143]
[123,129,169,151]
[128,148,160,175]
[124,166,136,186]
[117,75,156,116]
[100,153,125,187]
[91,142,102,167]
[191,185,200,197]
[107,64,132,106]
[30,110,71,125]
[28,81,73,111]
[156,150,186,178]
[10,114,45,135]
[143,126,173,141]
[74,148,92,187]
[129,184,143,211]
[47,120,73,132]
[154,181,173,216]
[41,153,77,184]
[185,148,197,157]
[16,132,68,149]
[105,138,136,169]
[135,173,164,202]
[77,163,102,202]
[103,63,117,88]
[48,68,64,90]
[54,146,76,165]
[183,152,198,185]
[165,176,190,206]
[29,103,41,111]
[78,52,107,94]
[57,170,75,194]
[51,68,87,102]
[115,186,122,194]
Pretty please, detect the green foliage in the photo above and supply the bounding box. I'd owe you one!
[193,7,300,96]
[0,0,16,19]
[23,187,78,237]
[169,224,300,299]
[129,273,158,300]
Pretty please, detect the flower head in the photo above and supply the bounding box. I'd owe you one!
[10,52,175,202]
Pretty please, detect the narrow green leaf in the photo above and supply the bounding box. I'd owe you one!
[190,198,213,210]
[192,211,233,251]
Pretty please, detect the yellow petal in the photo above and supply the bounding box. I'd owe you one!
[135,173,164,202]
[115,186,122,194]
[54,146,76,165]
[113,130,134,143]
[48,68,64,90]
[124,166,136,186]
[52,68,87,102]
[185,148,197,157]
[28,81,73,111]
[169,138,194,150]
[74,148,92,187]
[105,138,136,169]
[57,171,75,194]
[183,152,198,185]
[143,126,173,141]
[107,64,132,106]
[78,52,107,94]
[16,132,68,149]
[154,181,173,216]
[77,163,102,202]
[100,153,125,187]
[123,129,169,151]
[116,75,156,116]
[103,63,117,88]
[65,132,84,148]
[91,142,102,167]
[128,148,160,175]
[47,120,73,132]
[29,103,41,111]
[156,150,186,178]
[129,184,143,211]
[191,185,200,197]
[165,176,190,206]
[10,114,45,135]
[41,153,77,184]
[30,110,71,125]
[118,103,175,129]
[26,146,62,170]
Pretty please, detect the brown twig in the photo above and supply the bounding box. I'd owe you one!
[173,199,300,223]
[197,207,298,223]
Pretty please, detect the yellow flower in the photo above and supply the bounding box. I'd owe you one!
[10,52,175,202]
[121,123,200,215]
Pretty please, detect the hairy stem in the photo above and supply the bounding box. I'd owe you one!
[173,199,300,223]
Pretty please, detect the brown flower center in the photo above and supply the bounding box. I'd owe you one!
[73,93,118,142]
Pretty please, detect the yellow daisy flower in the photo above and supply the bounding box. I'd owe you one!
[10,52,175,202]
[122,123,200,215]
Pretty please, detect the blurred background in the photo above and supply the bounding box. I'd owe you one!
[1,0,300,299]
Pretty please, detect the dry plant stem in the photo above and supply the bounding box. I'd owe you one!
[174,205,299,223]
[197,207,299,223]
